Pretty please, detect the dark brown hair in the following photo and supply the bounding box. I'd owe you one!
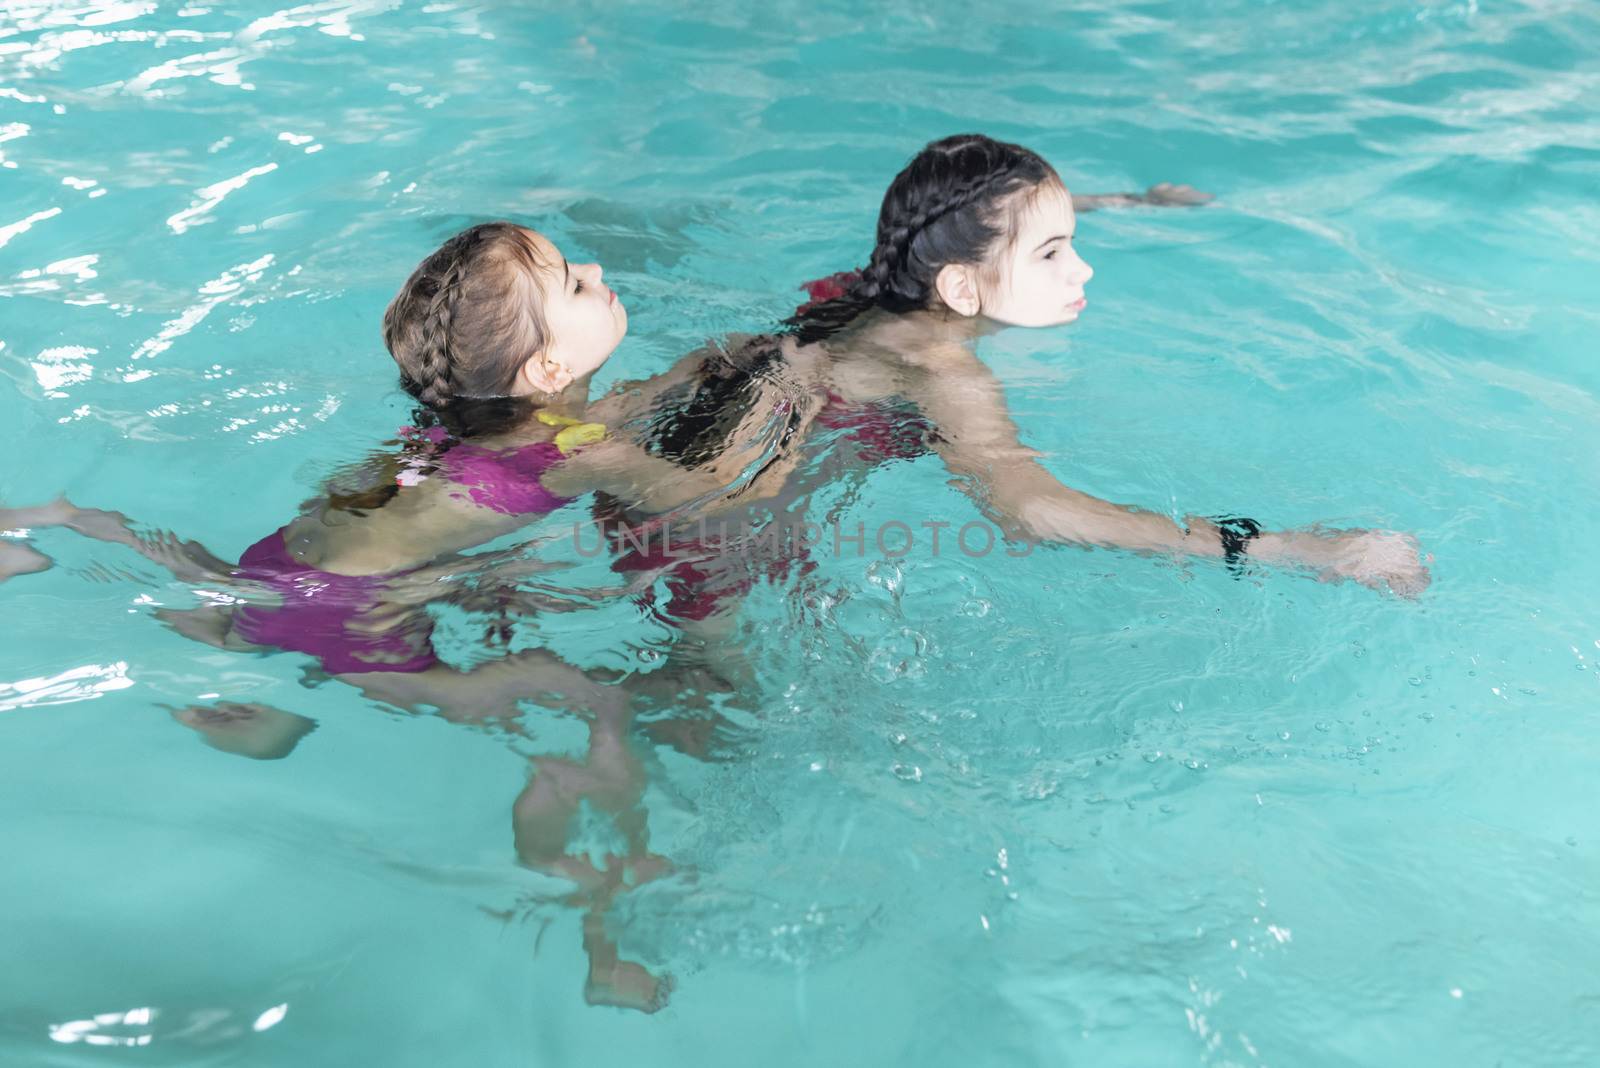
[650,135,1062,464]
[790,134,1062,341]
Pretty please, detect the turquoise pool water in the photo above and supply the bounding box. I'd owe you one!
[4,0,1599,1063]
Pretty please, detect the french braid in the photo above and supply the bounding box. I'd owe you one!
[788,134,1058,342]
[413,252,464,408]
[383,221,552,432]
[657,136,1059,463]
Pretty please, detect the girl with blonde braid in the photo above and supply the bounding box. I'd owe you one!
[1,222,732,721]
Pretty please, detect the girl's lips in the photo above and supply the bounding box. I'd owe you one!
[1067,296,1087,312]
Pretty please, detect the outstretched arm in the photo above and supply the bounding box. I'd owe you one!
[905,359,1430,596]
[0,499,236,583]
[1072,182,1214,213]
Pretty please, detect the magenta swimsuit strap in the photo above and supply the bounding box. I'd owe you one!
[437,439,573,516]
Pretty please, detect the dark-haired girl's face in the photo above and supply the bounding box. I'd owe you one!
[980,183,1093,328]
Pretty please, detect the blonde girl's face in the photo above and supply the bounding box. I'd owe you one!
[980,182,1094,328]
[524,231,628,388]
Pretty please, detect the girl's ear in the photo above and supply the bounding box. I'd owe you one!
[934,264,982,317]
[516,353,573,395]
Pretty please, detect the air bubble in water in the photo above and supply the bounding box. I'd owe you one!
[867,629,929,682]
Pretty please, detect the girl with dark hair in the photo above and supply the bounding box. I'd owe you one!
[622,134,1430,617]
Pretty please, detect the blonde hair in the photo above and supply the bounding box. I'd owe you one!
[381,222,554,408]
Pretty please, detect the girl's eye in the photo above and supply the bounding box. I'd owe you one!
[1043,250,1057,260]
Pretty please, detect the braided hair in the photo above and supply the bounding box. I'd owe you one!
[646,136,1061,465]
[307,223,552,518]
[382,221,552,437]
[789,134,1061,342]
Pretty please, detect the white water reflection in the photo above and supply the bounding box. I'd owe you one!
[0,207,60,249]
[47,1001,291,1046]
[0,661,134,712]
[166,163,279,234]
[49,1005,156,1047]
[252,1002,289,1031]
[127,252,275,362]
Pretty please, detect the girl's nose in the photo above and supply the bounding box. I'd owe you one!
[1073,255,1094,287]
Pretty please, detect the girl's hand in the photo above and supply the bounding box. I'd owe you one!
[1306,529,1432,598]
[1140,182,1213,207]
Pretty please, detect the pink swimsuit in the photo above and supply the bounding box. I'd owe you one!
[428,276,934,629]
[436,439,572,516]
[813,390,932,465]
[597,500,816,624]
[605,391,932,622]
[231,437,575,675]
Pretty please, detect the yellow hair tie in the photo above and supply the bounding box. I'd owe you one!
[536,410,607,455]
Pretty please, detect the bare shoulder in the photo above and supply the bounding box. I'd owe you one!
[589,332,773,424]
